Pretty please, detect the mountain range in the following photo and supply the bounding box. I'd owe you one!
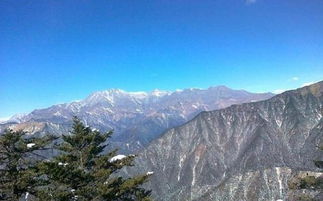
[125,81,323,200]
[0,86,273,153]
[1,82,322,200]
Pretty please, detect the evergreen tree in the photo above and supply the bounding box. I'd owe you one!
[0,129,55,201]
[38,117,152,201]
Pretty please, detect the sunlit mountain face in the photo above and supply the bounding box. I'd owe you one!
[0,86,273,153]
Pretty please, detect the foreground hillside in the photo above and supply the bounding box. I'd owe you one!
[0,86,272,153]
[127,81,323,201]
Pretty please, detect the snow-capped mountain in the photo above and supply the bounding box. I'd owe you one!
[1,86,273,153]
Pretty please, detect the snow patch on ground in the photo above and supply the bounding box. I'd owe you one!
[58,162,69,166]
[146,171,154,176]
[192,155,200,186]
[178,156,185,181]
[275,167,283,198]
[109,155,126,162]
[27,143,36,148]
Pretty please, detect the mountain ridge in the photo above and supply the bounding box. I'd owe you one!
[1,85,273,153]
[126,81,323,200]
[4,86,272,124]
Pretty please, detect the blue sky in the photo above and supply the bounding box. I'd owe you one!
[1,0,323,119]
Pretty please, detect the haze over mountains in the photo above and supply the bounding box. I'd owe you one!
[0,86,273,153]
[126,81,323,201]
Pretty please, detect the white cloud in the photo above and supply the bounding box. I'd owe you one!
[291,77,299,81]
[273,89,287,94]
[246,0,257,4]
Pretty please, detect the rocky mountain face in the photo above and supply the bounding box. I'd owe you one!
[126,81,323,200]
[0,86,272,153]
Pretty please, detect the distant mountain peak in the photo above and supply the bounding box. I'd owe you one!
[149,89,170,97]
[208,85,230,90]
[4,113,27,124]
[81,85,273,104]
[1,84,275,153]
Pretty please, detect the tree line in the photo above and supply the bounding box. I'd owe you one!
[0,117,152,201]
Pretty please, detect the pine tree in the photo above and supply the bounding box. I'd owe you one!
[38,117,152,201]
[0,129,55,201]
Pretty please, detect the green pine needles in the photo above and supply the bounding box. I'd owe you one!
[0,129,55,200]
[0,117,152,201]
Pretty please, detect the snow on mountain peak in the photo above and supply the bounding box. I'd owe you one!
[85,88,170,104]
[6,113,27,123]
[128,91,148,99]
[107,88,125,94]
[150,89,169,97]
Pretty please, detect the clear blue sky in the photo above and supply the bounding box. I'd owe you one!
[1,0,323,119]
